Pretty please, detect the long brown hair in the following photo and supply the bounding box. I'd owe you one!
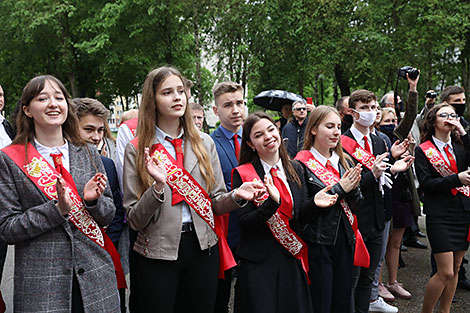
[135,66,215,197]
[239,112,301,186]
[302,106,351,170]
[420,102,462,144]
[13,75,84,147]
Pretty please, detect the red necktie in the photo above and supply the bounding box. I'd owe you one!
[50,153,77,190]
[166,138,184,205]
[363,136,371,153]
[270,167,293,219]
[326,160,340,177]
[233,134,240,162]
[443,144,458,173]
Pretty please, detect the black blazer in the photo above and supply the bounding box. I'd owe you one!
[232,158,306,263]
[342,129,387,236]
[415,135,470,217]
[101,156,125,248]
[298,158,362,246]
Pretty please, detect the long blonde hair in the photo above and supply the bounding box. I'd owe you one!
[303,106,351,170]
[135,66,215,197]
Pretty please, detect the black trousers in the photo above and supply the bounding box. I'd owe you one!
[214,266,236,313]
[308,224,354,313]
[129,231,219,313]
[0,240,7,281]
[351,230,384,313]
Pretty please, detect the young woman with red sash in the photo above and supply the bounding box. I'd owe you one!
[294,106,364,313]
[416,103,470,313]
[0,75,121,312]
[231,112,325,313]
[122,66,263,313]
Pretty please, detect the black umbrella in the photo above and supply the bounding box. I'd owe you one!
[253,90,305,112]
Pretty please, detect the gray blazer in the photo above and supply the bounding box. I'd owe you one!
[123,131,241,261]
[0,143,120,313]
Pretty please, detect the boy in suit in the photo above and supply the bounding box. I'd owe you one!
[210,81,246,313]
[342,90,413,313]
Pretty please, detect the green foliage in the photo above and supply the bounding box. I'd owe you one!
[1,0,470,118]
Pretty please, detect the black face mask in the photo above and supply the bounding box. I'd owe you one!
[379,124,396,138]
[343,114,353,127]
[451,103,466,116]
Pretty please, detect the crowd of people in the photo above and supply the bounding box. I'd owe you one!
[0,66,469,313]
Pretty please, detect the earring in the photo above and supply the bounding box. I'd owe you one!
[253,148,256,152]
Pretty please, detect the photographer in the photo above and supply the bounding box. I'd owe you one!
[411,90,438,144]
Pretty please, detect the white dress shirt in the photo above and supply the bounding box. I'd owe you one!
[310,147,340,173]
[260,158,294,211]
[0,115,12,149]
[155,126,192,224]
[350,125,373,154]
[432,135,456,166]
[35,138,70,172]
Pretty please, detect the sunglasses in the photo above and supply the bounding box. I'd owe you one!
[294,107,307,112]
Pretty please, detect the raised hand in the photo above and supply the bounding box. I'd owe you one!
[445,118,466,136]
[84,172,108,202]
[391,139,410,159]
[372,152,390,179]
[390,155,415,174]
[264,175,280,204]
[339,163,362,193]
[56,176,73,215]
[314,185,338,208]
[234,181,266,202]
[144,147,167,190]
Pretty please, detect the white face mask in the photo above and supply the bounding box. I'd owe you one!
[353,110,376,127]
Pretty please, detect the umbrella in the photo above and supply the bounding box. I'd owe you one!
[253,90,305,112]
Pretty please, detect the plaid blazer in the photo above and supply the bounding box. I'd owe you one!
[0,142,120,313]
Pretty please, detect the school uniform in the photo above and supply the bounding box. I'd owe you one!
[0,141,119,313]
[232,157,312,313]
[342,127,388,313]
[415,135,470,253]
[297,148,362,313]
[123,127,242,313]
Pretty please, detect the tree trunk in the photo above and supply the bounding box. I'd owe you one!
[334,64,350,96]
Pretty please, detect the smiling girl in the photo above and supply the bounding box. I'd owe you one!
[231,112,322,313]
[122,67,263,313]
[294,106,364,313]
[0,75,120,312]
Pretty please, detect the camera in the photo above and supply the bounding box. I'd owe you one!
[426,91,438,99]
[398,66,419,80]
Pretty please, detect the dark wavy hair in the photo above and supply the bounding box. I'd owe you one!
[13,75,84,147]
[420,102,462,144]
[239,111,301,186]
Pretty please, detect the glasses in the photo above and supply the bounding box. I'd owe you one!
[438,112,458,119]
[294,107,307,112]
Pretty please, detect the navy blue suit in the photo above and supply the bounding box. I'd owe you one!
[210,126,241,313]
[101,156,125,248]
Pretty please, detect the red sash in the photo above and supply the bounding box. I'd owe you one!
[233,163,310,279]
[131,138,236,278]
[1,143,126,289]
[419,140,470,241]
[341,135,375,171]
[122,117,138,137]
[295,150,370,267]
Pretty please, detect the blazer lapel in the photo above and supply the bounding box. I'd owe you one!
[215,128,238,168]
[184,136,198,174]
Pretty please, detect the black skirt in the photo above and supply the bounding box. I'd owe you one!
[426,219,470,253]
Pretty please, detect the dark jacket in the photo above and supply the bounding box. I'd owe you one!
[298,158,362,246]
[2,118,15,140]
[101,156,125,248]
[232,158,306,263]
[415,134,470,217]
[342,129,387,236]
[282,118,307,158]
